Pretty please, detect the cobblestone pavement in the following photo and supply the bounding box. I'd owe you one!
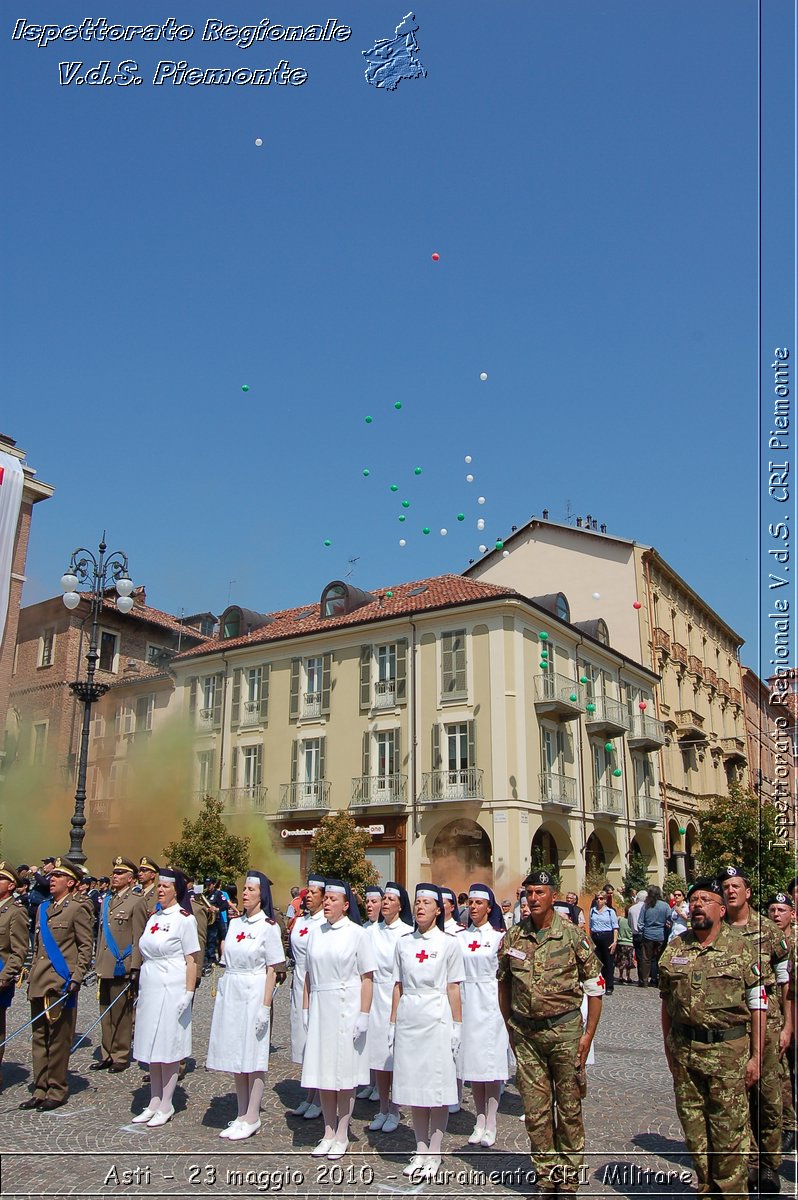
[1,975,795,1198]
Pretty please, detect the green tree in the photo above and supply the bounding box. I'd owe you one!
[663,870,685,899]
[696,781,794,909]
[621,852,650,901]
[163,793,250,885]
[311,810,379,905]
[530,844,561,891]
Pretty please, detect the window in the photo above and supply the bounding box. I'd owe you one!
[323,584,347,618]
[114,704,134,736]
[189,673,224,729]
[146,644,166,666]
[39,627,55,668]
[233,744,263,794]
[135,694,154,734]
[290,654,331,719]
[594,619,610,646]
[199,616,215,638]
[232,665,270,726]
[91,712,105,741]
[197,749,216,794]
[108,760,130,800]
[592,743,613,785]
[541,726,571,774]
[359,642,407,710]
[32,722,47,765]
[223,610,241,639]
[376,730,398,779]
[303,738,322,782]
[555,594,570,622]
[441,630,467,698]
[635,757,656,797]
[99,630,119,673]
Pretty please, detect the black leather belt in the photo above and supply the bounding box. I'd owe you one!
[513,1008,581,1033]
[672,1023,747,1044]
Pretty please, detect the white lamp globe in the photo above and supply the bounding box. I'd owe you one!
[116,595,134,614]
[63,591,81,610]
[60,572,78,593]
[115,576,134,598]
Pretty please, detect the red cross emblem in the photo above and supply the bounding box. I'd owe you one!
[236,931,247,942]
[299,926,309,937]
[468,941,480,952]
[149,923,160,933]
[596,974,606,991]
[416,949,429,963]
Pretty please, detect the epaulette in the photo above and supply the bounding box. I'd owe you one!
[180,908,191,917]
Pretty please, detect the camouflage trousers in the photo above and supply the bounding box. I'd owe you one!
[668,1031,750,1196]
[512,1012,584,1193]
[748,1016,783,1170]
[783,1042,797,1132]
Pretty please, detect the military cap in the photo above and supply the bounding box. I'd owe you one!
[719,865,750,884]
[523,869,555,887]
[42,856,56,865]
[686,877,723,899]
[765,892,794,909]
[50,857,81,882]
[0,861,22,888]
[138,856,160,872]
[111,856,137,873]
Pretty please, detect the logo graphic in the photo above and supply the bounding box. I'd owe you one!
[363,12,427,91]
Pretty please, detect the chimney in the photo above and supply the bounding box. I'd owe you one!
[576,517,583,528]
[600,523,607,533]
[132,586,146,606]
[542,509,549,520]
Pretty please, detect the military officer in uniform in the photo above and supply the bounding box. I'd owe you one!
[91,856,142,1073]
[766,892,797,1150]
[659,877,767,1197]
[721,866,791,1193]
[0,862,30,1081]
[130,857,160,984]
[497,870,605,1194]
[20,857,94,1110]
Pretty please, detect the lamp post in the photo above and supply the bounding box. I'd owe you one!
[61,535,133,865]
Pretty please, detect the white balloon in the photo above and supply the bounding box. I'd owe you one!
[592,592,601,599]
[502,550,510,558]
[399,539,407,547]
[466,474,474,483]
[477,518,485,531]
[440,528,448,536]
[479,544,487,553]
[479,372,488,381]
[254,138,263,146]
[464,455,472,464]
[478,496,486,505]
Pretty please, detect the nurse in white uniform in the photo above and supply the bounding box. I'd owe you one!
[132,869,200,1127]
[301,880,376,1161]
[206,870,285,1140]
[366,882,414,1132]
[288,874,326,1119]
[389,884,465,1182]
[440,887,465,934]
[457,882,510,1147]
[356,885,384,1102]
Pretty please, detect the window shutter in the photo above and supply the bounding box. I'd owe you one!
[360,646,371,711]
[208,750,217,791]
[255,744,263,786]
[212,673,224,728]
[290,740,298,783]
[559,727,575,765]
[189,676,197,713]
[321,653,332,715]
[230,747,238,789]
[362,731,370,777]
[394,727,401,769]
[431,723,441,769]
[442,634,453,694]
[289,659,300,719]
[231,668,241,725]
[259,664,270,720]
[454,633,467,695]
[396,640,407,704]
[467,719,476,769]
[318,736,326,782]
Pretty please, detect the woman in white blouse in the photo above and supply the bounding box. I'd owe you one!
[301,880,375,1161]
[206,870,285,1140]
[389,883,465,1182]
[132,869,199,1127]
[366,882,414,1133]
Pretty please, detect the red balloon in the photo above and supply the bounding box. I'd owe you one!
[639,701,647,711]
[431,253,440,261]
[633,601,642,609]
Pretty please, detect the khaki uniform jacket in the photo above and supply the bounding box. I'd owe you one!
[0,896,30,988]
[726,911,790,1023]
[496,911,602,1020]
[191,897,209,965]
[130,884,159,971]
[95,886,145,979]
[27,895,94,1000]
[659,923,761,1030]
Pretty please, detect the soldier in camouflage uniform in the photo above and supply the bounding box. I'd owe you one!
[497,870,605,1195]
[659,877,767,1197]
[721,866,791,1193]
[766,892,797,1150]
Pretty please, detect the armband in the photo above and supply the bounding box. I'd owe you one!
[582,974,606,997]
[774,959,790,986]
[746,984,768,1011]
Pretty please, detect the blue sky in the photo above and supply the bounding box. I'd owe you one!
[3,1,794,670]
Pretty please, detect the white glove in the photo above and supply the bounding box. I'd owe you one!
[302,1008,310,1032]
[353,1012,369,1041]
[175,990,194,1018]
[255,1006,270,1036]
[387,1023,396,1051]
[450,1022,462,1055]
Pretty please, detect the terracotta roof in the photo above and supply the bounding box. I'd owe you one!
[92,595,206,641]
[174,574,519,662]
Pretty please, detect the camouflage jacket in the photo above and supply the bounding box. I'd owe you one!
[659,923,761,1031]
[726,911,790,1023]
[496,911,601,1020]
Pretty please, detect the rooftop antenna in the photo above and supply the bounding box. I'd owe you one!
[227,580,236,604]
[345,557,359,580]
[564,499,574,525]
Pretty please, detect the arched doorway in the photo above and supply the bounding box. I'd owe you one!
[531,828,560,872]
[430,819,493,886]
[684,823,698,881]
[585,832,606,875]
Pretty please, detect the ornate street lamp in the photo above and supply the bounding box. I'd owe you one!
[61,535,133,864]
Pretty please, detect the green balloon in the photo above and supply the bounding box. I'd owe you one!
[402,500,410,508]
[414,467,422,475]
[604,742,613,753]
[586,702,596,713]
[569,693,578,702]
[365,415,373,423]
[323,539,331,547]
[495,540,504,549]
[422,527,430,535]
[612,768,622,778]
[539,661,548,669]
[457,513,465,521]
[394,402,402,410]
[241,384,249,392]
[363,469,370,477]
[539,631,549,640]
[399,515,406,523]
[386,590,394,598]
[580,676,588,684]
[390,484,398,492]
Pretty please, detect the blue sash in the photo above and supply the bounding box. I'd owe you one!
[101,895,132,977]
[39,901,76,1009]
[0,954,12,1009]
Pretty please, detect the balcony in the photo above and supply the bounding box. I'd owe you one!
[653,627,671,655]
[634,795,661,825]
[628,712,667,751]
[533,672,582,720]
[350,773,407,808]
[302,692,322,719]
[197,706,218,732]
[419,767,484,803]
[729,687,742,706]
[279,781,331,812]
[671,642,688,667]
[373,680,397,710]
[717,677,731,698]
[87,798,112,824]
[675,709,707,743]
[702,666,718,690]
[584,695,630,737]
[688,655,703,678]
[593,784,624,817]
[720,736,747,765]
[220,785,266,814]
[539,770,578,810]
[240,700,263,728]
